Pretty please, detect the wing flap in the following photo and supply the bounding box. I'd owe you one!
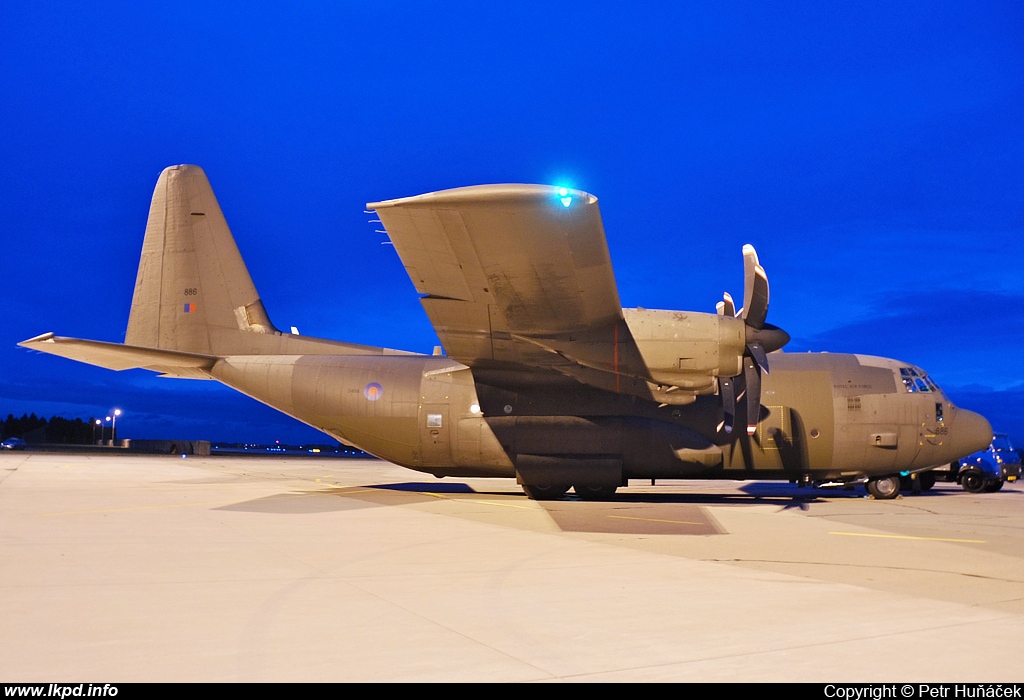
[420,297,494,362]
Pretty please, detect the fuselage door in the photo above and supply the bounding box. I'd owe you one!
[421,405,451,466]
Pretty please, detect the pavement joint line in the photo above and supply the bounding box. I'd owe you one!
[338,583,556,679]
[39,499,237,516]
[608,515,704,525]
[829,531,986,543]
[39,488,354,516]
[552,610,1020,681]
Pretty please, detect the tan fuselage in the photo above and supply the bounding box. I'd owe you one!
[209,350,983,485]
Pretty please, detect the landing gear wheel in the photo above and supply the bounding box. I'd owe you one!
[521,483,570,500]
[866,476,900,499]
[983,480,1004,492]
[918,471,936,491]
[961,471,986,493]
[573,484,618,501]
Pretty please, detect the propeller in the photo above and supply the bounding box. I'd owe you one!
[716,245,790,436]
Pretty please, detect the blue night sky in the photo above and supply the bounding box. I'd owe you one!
[2,2,1022,446]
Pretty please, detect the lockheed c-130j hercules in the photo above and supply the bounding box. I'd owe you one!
[20,165,992,500]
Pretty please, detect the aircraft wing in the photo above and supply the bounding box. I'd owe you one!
[368,185,654,395]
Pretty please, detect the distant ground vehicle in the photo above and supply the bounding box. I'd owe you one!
[928,433,1020,493]
[1,437,27,451]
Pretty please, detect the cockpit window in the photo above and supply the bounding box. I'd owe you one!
[900,367,940,393]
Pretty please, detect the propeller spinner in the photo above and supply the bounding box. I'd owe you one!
[716,245,789,435]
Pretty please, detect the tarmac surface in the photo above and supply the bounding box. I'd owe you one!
[2,451,1023,682]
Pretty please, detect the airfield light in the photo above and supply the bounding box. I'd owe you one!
[557,187,572,208]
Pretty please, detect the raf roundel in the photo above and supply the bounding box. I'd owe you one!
[363,382,384,401]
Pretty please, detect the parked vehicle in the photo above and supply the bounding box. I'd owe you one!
[1,437,27,451]
[929,433,1021,493]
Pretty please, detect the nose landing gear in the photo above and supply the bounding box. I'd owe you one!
[866,475,901,500]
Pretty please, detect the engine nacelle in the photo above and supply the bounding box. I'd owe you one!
[624,308,746,388]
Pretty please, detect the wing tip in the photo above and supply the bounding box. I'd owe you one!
[18,332,55,348]
[368,184,597,210]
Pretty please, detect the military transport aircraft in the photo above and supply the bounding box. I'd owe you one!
[20,165,992,500]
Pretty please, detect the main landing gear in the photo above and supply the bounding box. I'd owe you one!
[520,483,570,500]
[572,484,619,501]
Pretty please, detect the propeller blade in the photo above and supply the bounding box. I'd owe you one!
[744,356,760,436]
[717,245,783,437]
[747,340,770,374]
[718,376,735,433]
[716,292,736,318]
[741,244,769,330]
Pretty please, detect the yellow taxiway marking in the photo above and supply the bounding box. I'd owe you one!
[608,515,704,526]
[829,531,986,544]
[468,499,535,510]
[418,491,535,509]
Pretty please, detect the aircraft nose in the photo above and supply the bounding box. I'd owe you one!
[950,409,992,459]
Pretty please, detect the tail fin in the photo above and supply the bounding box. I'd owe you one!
[20,165,411,373]
[125,165,280,354]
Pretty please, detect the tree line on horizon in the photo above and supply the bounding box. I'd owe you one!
[1,413,100,444]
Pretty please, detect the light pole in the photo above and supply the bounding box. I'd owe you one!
[93,419,101,445]
[111,409,122,446]
[105,416,111,445]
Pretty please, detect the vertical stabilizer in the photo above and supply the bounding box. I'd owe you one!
[126,165,279,354]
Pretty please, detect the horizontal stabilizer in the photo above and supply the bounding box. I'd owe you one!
[18,333,216,379]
